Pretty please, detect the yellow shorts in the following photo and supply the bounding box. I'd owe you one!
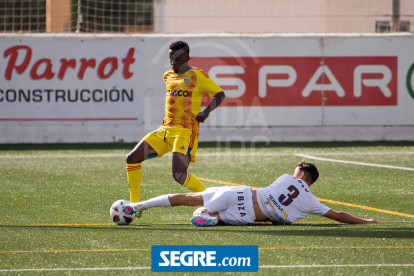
[143,126,199,163]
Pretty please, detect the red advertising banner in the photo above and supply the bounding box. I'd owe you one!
[191,56,397,106]
[0,41,144,123]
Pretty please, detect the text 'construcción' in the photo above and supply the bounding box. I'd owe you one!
[0,89,134,103]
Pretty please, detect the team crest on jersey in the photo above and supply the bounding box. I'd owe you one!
[184,76,191,84]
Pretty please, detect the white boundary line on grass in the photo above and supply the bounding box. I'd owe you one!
[0,264,413,272]
[294,154,414,171]
[0,267,150,272]
[0,153,293,158]
[260,264,414,268]
[1,151,414,159]
[0,153,126,159]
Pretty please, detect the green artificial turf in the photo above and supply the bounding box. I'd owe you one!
[0,142,413,275]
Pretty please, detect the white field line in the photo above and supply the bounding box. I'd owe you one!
[295,151,414,156]
[0,152,292,159]
[197,152,414,157]
[0,267,150,272]
[0,153,126,159]
[1,151,414,159]
[294,154,414,171]
[260,264,414,268]
[0,264,412,272]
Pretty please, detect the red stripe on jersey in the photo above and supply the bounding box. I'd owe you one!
[192,67,210,78]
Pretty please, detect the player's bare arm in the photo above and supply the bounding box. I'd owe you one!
[196,91,226,123]
[323,209,383,224]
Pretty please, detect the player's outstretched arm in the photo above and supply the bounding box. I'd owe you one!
[323,209,383,224]
[196,91,226,123]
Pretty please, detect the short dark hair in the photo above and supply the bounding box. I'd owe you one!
[296,160,319,184]
[169,40,190,54]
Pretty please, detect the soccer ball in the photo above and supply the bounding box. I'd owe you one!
[110,199,135,225]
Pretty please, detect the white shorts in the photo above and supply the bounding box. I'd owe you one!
[202,186,256,226]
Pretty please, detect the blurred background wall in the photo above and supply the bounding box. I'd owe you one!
[1,0,413,143]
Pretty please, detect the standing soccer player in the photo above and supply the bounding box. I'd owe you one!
[126,41,226,207]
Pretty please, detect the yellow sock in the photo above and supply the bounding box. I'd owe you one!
[126,163,142,202]
[183,173,206,192]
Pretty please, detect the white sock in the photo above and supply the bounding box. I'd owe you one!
[133,195,171,211]
[200,212,212,218]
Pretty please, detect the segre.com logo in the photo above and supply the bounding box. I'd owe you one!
[151,245,258,272]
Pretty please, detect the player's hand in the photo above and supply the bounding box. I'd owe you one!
[196,110,210,123]
[365,219,384,224]
[123,204,135,215]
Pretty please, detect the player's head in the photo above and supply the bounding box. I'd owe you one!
[293,160,319,185]
[169,40,190,73]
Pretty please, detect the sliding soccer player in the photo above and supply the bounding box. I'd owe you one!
[124,160,383,226]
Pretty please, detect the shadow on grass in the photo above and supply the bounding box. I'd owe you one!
[1,141,414,151]
[2,224,413,239]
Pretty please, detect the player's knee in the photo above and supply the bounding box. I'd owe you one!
[126,152,142,164]
[172,171,186,184]
[126,152,134,163]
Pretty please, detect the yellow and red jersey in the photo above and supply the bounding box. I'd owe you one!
[162,67,222,133]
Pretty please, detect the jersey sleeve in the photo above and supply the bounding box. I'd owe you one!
[309,198,330,217]
[163,70,170,84]
[195,68,223,97]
